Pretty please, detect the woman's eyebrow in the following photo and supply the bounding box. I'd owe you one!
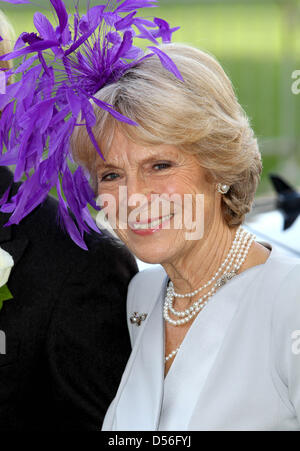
[138,155,176,165]
[97,163,121,171]
[98,154,175,170]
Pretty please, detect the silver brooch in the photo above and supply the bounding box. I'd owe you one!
[130,312,148,327]
[216,270,237,288]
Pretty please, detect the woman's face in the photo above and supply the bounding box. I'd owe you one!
[96,129,221,264]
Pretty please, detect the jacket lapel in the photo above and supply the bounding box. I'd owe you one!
[109,275,168,431]
[160,278,245,430]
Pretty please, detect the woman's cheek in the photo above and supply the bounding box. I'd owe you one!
[158,180,185,197]
[160,170,201,196]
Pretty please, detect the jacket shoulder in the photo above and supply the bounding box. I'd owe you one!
[127,266,167,304]
[271,261,300,320]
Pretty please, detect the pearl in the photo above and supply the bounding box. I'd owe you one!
[164,228,256,328]
[169,226,246,299]
[165,347,180,362]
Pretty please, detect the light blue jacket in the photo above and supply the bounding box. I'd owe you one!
[102,243,300,431]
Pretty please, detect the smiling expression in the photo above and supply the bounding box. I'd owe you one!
[96,129,221,264]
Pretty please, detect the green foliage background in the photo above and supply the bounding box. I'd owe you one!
[1,0,300,195]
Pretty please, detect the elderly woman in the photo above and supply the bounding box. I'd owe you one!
[77,43,300,430]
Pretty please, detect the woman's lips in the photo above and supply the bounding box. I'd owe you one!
[129,214,174,236]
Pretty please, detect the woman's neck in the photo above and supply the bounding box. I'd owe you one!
[162,220,239,297]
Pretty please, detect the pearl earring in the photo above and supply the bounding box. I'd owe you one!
[216,183,230,194]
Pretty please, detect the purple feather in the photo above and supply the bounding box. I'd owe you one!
[81,97,97,128]
[64,26,96,56]
[134,22,159,45]
[92,96,138,126]
[85,124,105,160]
[15,55,38,73]
[57,180,88,250]
[0,81,20,110]
[0,152,18,166]
[153,17,180,43]
[115,11,137,31]
[0,0,30,3]
[0,40,59,60]
[22,32,43,45]
[87,5,106,29]
[115,0,158,13]
[34,12,57,41]
[113,30,134,61]
[66,88,81,118]
[0,0,181,249]
[106,31,122,45]
[50,0,68,35]
[148,46,184,81]
[0,186,11,207]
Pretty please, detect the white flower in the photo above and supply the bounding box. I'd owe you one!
[0,246,14,287]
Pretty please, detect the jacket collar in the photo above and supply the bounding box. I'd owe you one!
[0,167,13,242]
[104,245,276,431]
[106,275,168,431]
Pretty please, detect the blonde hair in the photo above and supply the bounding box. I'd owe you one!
[72,43,262,226]
[0,10,14,82]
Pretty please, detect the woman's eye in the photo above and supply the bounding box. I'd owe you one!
[153,163,171,171]
[100,173,120,182]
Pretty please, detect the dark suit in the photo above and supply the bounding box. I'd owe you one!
[0,167,138,430]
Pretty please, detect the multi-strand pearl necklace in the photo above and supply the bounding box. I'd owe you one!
[164,227,256,362]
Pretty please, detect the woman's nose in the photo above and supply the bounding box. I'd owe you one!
[126,174,152,200]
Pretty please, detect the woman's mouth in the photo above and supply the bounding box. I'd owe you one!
[129,214,174,235]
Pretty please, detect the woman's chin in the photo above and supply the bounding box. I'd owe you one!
[131,243,177,265]
[116,230,181,265]
[135,255,163,265]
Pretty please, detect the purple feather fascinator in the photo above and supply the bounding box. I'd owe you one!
[0,0,182,249]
